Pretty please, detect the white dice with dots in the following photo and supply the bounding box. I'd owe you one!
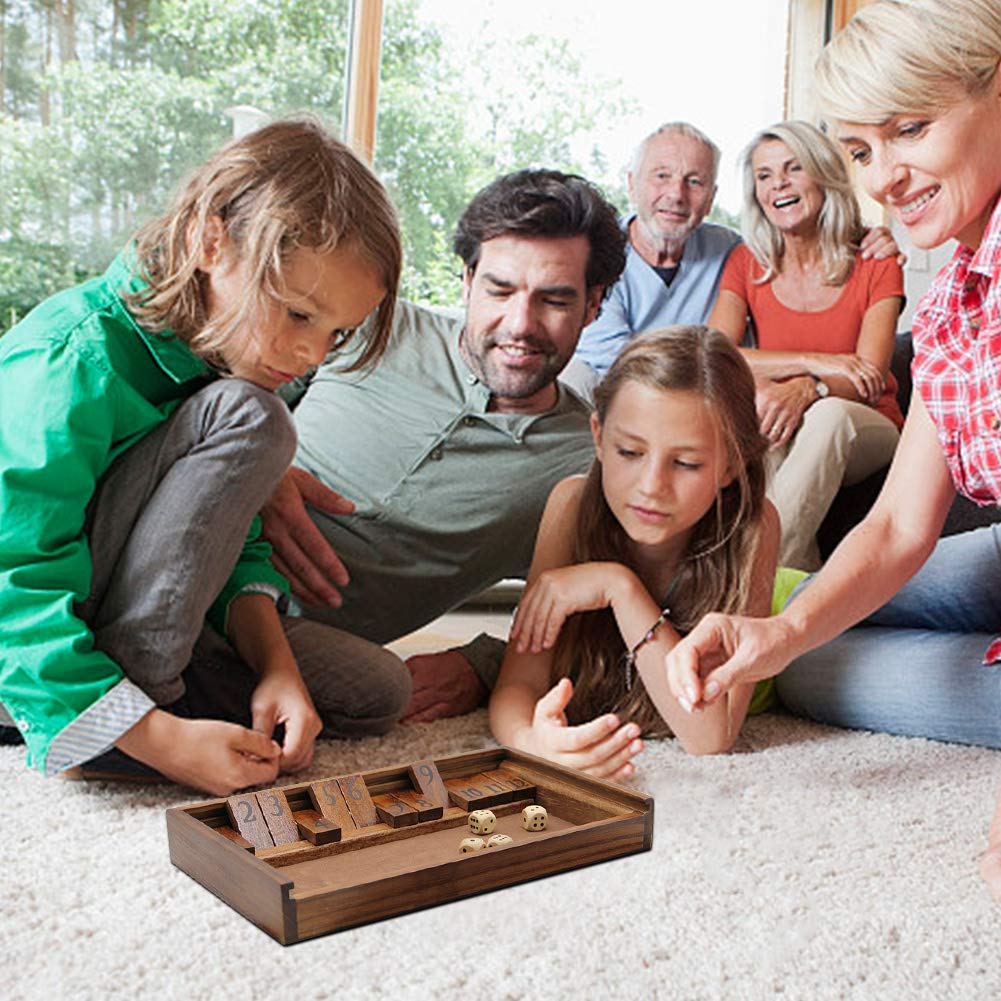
[487,834,513,847]
[459,837,486,853]
[468,809,496,835]
[521,805,548,831]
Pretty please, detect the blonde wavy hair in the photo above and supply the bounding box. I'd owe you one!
[816,0,1001,125]
[551,325,768,736]
[740,120,864,286]
[127,118,401,372]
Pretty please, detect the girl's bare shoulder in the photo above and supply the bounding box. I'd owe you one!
[545,474,588,516]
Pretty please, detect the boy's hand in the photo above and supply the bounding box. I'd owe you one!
[116,710,281,796]
[521,678,643,782]
[250,672,322,773]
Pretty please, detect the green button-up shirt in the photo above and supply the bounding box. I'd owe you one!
[0,253,287,774]
[287,300,595,651]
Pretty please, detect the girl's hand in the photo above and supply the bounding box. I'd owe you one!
[511,563,627,654]
[251,670,323,773]
[520,678,643,782]
[808,352,885,404]
[116,710,282,796]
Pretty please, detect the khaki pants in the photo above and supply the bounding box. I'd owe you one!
[767,398,900,571]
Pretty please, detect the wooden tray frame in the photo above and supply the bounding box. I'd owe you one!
[166,746,654,944]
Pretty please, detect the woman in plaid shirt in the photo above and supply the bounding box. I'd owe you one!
[662,0,1001,901]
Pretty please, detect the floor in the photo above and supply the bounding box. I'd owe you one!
[387,608,513,659]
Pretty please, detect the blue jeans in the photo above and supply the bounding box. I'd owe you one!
[775,523,1001,747]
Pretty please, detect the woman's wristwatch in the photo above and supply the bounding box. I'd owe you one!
[813,377,830,398]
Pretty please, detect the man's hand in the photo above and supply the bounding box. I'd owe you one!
[755,378,814,446]
[400,649,488,723]
[665,613,797,712]
[250,670,323,774]
[859,225,907,267]
[519,678,642,782]
[260,466,355,607]
[116,710,282,797]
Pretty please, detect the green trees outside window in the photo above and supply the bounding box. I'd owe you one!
[0,0,641,332]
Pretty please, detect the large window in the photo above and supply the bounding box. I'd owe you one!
[0,0,351,330]
[379,0,789,305]
[0,0,789,330]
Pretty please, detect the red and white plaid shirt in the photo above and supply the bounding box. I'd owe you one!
[912,196,1001,661]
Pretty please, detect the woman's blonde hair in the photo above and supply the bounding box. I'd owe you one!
[816,0,1001,124]
[740,120,864,286]
[551,325,768,736]
[127,117,401,372]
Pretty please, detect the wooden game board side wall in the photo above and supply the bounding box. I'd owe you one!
[499,748,655,848]
[292,811,651,940]
[166,808,297,945]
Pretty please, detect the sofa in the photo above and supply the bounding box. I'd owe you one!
[817,332,1001,558]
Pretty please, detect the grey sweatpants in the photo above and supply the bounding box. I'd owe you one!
[76,379,410,742]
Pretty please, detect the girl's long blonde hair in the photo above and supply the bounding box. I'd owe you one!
[127,117,401,372]
[552,325,768,735]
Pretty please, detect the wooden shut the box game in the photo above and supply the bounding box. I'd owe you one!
[166,746,654,944]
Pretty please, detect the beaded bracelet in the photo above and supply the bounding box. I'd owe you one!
[622,608,671,690]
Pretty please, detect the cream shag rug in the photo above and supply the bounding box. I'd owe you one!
[3,711,1001,1001]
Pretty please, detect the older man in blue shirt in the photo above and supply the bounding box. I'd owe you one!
[565,122,737,396]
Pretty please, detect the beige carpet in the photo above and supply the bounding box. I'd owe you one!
[4,708,1001,1001]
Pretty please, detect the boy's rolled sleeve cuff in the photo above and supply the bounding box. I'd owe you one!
[208,568,290,639]
[42,678,156,776]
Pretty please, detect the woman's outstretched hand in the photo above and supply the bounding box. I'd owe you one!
[665,613,798,712]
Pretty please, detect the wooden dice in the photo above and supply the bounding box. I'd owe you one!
[468,809,496,835]
[459,837,486,853]
[522,805,547,831]
[487,834,513,847]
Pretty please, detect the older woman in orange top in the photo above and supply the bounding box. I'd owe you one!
[708,120,904,569]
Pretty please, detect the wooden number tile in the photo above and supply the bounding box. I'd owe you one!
[372,793,419,828]
[408,758,450,808]
[337,774,380,828]
[255,789,300,846]
[493,769,538,800]
[216,827,255,852]
[294,809,342,846]
[475,770,518,803]
[444,776,498,812]
[226,794,275,850]
[309,779,357,831]
[394,788,444,822]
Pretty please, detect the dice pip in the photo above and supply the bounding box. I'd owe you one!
[521,805,548,831]
[459,837,486,853]
[468,809,496,835]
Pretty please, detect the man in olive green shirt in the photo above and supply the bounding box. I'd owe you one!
[263,169,627,722]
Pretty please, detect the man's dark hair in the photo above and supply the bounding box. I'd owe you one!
[452,169,626,297]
